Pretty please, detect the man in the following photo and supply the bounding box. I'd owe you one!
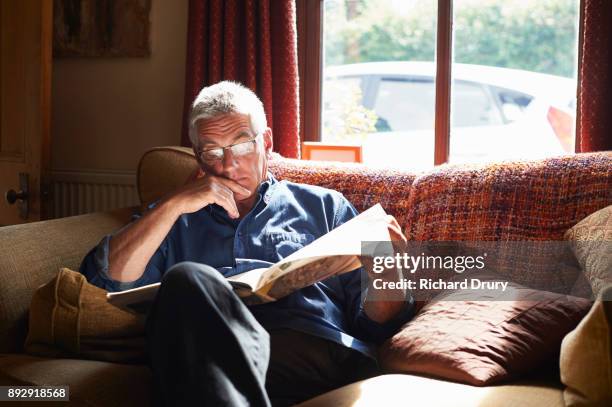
[80,81,414,406]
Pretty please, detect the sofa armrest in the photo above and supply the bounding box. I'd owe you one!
[0,207,137,354]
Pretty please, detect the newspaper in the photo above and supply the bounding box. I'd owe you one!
[107,204,392,312]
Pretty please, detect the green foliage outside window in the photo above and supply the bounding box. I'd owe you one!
[325,0,577,78]
[323,81,378,143]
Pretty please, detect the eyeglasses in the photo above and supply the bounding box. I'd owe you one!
[197,134,260,164]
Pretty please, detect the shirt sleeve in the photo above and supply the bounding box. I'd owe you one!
[79,203,172,292]
[333,195,415,344]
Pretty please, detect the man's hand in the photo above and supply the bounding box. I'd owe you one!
[107,174,250,282]
[361,215,407,279]
[169,175,251,219]
[361,214,409,323]
[385,214,407,254]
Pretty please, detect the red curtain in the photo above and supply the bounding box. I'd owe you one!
[577,0,612,152]
[182,0,300,158]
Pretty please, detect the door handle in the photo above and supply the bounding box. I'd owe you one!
[5,189,28,204]
[4,173,29,219]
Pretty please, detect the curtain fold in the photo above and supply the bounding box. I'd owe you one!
[182,0,300,158]
[577,0,612,152]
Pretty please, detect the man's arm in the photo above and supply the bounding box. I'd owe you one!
[340,258,414,345]
[335,200,414,344]
[106,175,250,283]
[107,199,182,282]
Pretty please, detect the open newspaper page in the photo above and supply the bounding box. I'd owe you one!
[106,281,161,313]
[227,203,393,303]
[108,203,393,311]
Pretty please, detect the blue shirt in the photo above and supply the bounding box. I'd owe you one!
[80,174,414,359]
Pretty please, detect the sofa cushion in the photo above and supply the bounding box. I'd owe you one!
[403,152,612,292]
[295,374,564,407]
[268,156,417,230]
[379,280,592,386]
[564,204,612,297]
[137,146,199,208]
[560,284,612,406]
[0,208,136,354]
[405,152,612,241]
[25,268,146,363]
[0,353,152,407]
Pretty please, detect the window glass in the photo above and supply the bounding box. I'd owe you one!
[321,0,579,169]
[452,81,503,127]
[449,0,579,164]
[322,0,437,170]
[373,78,435,131]
[322,76,371,143]
[491,86,534,123]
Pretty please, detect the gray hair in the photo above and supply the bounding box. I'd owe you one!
[188,81,267,149]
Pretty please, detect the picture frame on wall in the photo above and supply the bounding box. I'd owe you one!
[53,0,151,57]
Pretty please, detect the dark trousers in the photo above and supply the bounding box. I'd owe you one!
[145,262,378,407]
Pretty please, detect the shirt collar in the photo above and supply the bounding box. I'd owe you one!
[259,172,278,205]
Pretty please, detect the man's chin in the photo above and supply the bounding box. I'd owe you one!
[234,190,253,202]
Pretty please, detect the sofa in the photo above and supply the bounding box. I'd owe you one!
[0,147,610,406]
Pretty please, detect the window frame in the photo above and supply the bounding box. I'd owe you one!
[296,0,323,143]
[297,0,584,163]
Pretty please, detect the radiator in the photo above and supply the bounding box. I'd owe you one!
[50,169,139,218]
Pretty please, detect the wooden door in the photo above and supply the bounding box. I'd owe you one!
[0,0,51,226]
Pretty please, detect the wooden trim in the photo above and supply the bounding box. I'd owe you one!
[40,0,52,219]
[301,142,362,163]
[297,0,305,141]
[575,0,585,153]
[434,0,453,165]
[296,0,323,143]
[0,4,2,156]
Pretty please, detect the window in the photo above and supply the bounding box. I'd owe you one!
[373,78,435,131]
[299,0,580,169]
[452,81,503,127]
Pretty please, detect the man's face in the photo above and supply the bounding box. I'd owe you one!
[195,113,273,204]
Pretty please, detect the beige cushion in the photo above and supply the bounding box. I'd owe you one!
[137,146,198,207]
[0,353,152,407]
[565,204,612,297]
[560,284,612,406]
[295,374,564,407]
[25,268,146,364]
[0,208,136,354]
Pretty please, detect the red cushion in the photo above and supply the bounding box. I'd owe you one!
[379,281,592,386]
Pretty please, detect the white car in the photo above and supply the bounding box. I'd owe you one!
[323,62,576,169]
